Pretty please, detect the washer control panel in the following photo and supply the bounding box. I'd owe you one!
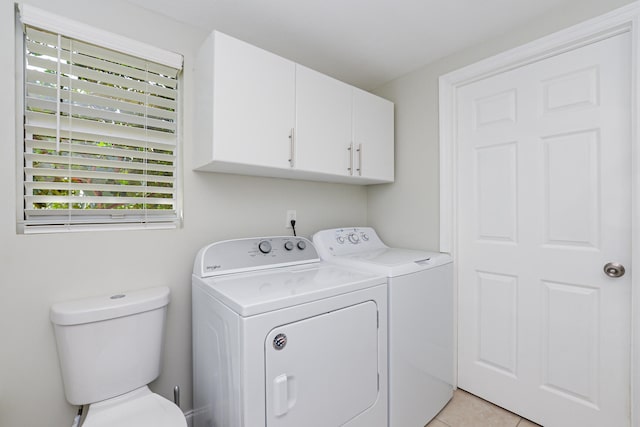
[194,236,319,277]
[313,227,387,258]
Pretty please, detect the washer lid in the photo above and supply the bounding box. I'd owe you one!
[82,387,186,427]
[194,262,386,316]
[340,249,452,277]
[313,227,452,277]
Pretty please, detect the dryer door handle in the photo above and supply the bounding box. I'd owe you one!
[273,374,297,416]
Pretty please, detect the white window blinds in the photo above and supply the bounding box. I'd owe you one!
[20,13,182,232]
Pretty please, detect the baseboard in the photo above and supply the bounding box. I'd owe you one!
[184,409,194,427]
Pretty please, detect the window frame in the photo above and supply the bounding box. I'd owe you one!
[15,4,184,234]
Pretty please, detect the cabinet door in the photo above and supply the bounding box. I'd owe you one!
[295,65,352,175]
[213,32,295,168]
[352,89,394,182]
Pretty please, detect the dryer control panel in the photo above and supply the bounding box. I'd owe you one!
[193,236,319,278]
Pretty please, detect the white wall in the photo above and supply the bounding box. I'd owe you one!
[0,1,369,426]
[368,0,635,251]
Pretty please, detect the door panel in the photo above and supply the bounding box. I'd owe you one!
[265,301,379,427]
[541,281,599,405]
[475,143,518,242]
[542,130,599,247]
[457,33,631,427]
[476,271,518,376]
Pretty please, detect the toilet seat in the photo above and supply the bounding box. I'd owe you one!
[82,386,186,427]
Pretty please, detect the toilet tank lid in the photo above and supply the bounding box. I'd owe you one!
[50,287,170,326]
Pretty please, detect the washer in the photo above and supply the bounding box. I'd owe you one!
[313,227,454,427]
[192,236,388,427]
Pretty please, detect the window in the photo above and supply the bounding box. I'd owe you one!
[18,5,183,233]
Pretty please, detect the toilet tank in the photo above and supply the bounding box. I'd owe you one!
[50,287,170,405]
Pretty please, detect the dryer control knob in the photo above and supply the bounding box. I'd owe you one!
[297,240,306,250]
[361,233,369,241]
[336,236,345,244]
[284,241,294,251]
[258,241,272,254]
[348,233,360,244]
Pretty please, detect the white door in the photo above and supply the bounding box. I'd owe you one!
[456,33,631,427]
[265,301,379,426]
[295,64,352,175]
[352,88,395,182]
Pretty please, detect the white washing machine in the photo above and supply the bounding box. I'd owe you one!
[192,236,388,427]
[313,227,454,427]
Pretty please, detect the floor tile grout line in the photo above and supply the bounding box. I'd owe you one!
[433,417,453,427]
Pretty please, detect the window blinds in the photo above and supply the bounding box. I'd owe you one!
[22,24,181,231]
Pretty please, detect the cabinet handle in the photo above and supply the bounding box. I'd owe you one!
[347,144,354,175]
[289,128,295,168]
[356,144,362,176]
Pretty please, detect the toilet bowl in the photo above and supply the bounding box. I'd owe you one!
[81,386,185,427]
[50,287,186,427]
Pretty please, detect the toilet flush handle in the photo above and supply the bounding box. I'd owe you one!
[174,385,181,408]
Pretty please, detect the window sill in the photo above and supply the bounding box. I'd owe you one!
[18,220,181,235]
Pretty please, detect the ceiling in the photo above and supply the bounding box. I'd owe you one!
[126,0,582,90]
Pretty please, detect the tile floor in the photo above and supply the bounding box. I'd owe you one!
[425,389,542,427]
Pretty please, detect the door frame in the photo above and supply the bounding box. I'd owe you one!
[439,2,640,424]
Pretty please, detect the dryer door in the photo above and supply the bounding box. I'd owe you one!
[265,301,379,426]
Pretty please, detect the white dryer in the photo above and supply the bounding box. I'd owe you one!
[192,236,388,427]
[313,227,454,427]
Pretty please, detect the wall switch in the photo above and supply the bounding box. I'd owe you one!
[286,210,297,228]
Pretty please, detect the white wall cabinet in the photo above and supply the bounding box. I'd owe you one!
[295,64,352,176]
[194,32,295,175]
[195,31,394,184]
[353,88,395,182]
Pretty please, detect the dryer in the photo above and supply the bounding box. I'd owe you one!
[313,227,454,427]
[192,236,388,427]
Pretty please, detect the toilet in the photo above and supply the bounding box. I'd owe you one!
[50,286,186,427]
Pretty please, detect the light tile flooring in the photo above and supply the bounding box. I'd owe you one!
[425,389,542,427]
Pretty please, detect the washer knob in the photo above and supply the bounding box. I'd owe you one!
[348,233,360,244]
[361,233,369,241]
[297,240,306,250]
[284,241,294,251]
[336,236,345,244]
[258,241,272,254]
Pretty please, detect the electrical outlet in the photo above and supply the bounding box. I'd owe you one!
[286,210,297,228]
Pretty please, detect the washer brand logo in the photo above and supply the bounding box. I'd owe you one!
[206,264,222,271]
